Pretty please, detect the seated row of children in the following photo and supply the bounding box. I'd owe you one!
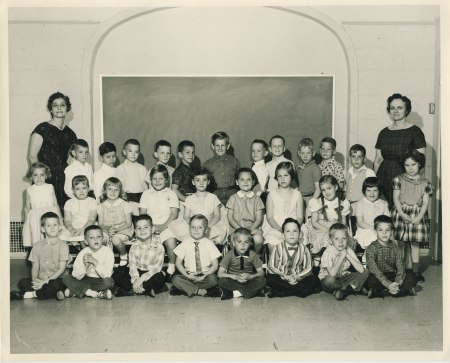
[22,131,432,285]
[11,211,417,302]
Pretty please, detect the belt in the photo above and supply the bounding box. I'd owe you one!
[302,192,314,197]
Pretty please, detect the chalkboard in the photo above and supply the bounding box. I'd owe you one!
[101,76,333,168]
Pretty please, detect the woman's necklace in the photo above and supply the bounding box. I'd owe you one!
[50,119,65,130]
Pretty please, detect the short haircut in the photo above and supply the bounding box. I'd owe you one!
[177,140,195,153]
[235,167,257,182]
[100,177,127,203]
[349,144,366,157]
[211,131,230,144]
[274,161,296,181]
[133,214,153,227]
[189,214,208,227]
[232,228,252,243]
[154,140,171,152]
[149,164,170,184]
[99,142,117,156]
[27,162,52,179]
[40,211,60,226]
[123,139,140,149]
[362,177,381,194]
[321,137,337,150]
[269,135,285,146]
[298,138,314,150]
[84,224,102,237]
[193,167,212,180]
[386,93,412,116]
[374,215,393,229]
[401,149,426,170]
[251,139,268,150]
[282,217,301,232]
[72,139,89,149]
[329,222,348,237]
[47,92,72,113]
[72,175,89,188]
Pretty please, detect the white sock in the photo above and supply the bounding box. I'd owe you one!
[233,290,242,298]
[167,263,176,275]
[119,254,128,266]
[23,291,37,299]
[85,289,98,298]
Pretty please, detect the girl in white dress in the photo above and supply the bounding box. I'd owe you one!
[263,162,303,253]
[22,162,62,247]
[354,177,390,249]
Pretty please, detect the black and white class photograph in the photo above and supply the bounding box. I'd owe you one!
[2,2,446,360]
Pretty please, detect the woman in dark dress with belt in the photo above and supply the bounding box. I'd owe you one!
[27,92,77,211]
[373,93,426,209]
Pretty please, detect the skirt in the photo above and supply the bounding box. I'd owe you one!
[22,206,60,247]
[391,203,429,243]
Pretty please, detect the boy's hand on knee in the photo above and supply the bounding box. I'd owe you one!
[32,279,45,290]
[194,275,206,283]
[388,282,399,295]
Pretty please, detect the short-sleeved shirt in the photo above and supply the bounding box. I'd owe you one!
[204,154,240,189]
[220,249,263,275]
[173,237,221,274]
[318,157,345,186]
[392,174,433,206]
[172,163,196,196]
[318,245,359,280]
[354,197,390,225]
[345,166,376,203]
[64,197,97,229]
[308,197,350,222]
[226,191,264,228]
[266,157,295,192]
[116,159,147,193]
[185,192,221,222]
[129,241,165,283]
[297,161,321,195]
[28,238,69,281]
[252,160,269,192]
[139,188,179,225]
[64,159,94,198]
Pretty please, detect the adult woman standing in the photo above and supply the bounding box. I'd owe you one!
[373,93,426,209]
[28,92,77,211]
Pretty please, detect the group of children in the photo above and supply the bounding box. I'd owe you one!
[13,131,432,302]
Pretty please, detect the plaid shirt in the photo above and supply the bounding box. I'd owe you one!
[366,240,405,288]
[128,241,165,283]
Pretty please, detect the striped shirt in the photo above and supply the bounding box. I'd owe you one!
[268,240,313,279]
[128,241,165,283]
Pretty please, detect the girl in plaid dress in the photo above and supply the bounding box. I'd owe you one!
[391,150,432,282]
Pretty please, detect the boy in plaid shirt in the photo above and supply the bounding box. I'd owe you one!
[365,215,418,298]
[112,214,166,297]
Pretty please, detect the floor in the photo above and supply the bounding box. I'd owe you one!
[9,257,443,354]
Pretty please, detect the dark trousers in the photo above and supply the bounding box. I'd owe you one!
[172,274,218,297]
[62,275,114,298]
[218,276,266,299]
[267,273,319,298]
[366,271,418,296]
[112,266,166,293]
[321,269,369,293]
[18,278,65,300]
[214,187,236,206]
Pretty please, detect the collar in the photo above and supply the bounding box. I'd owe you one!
[376,239,395,249]
[45,237,60,245]
[253,160,265,166]
[320,157,335,166]
[104,198,123,207]
[124,159,140,167]
[150,187,170,194]
[101,163,115,170]
[348,165,368,176]
[138,240,158,248]
[297,160,316,170]
[237,190,254,199]
[72,159,87,168]
[156,161,173,170]
[214,154,229,161]
[233,248,250,258]
[362,197,382,205]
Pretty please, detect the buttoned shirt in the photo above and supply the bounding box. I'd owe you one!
[204,154,240,189]
[297,161,321,195]
[345,165,376,202]
[220,249,263,275]
[72,245,114,280]
[318,157,345,187]
[28,238,69,281]
[252,160,269,192]
[129,240,165,283]
[116,159,147,193]
[366,240,405,288]
[64,159,94,198]
[318,245,360,280]
[268,239,312,279]
[93,163,117,201]
[226,191,264,228]
[173,237,221,275]
[139,188,179,225]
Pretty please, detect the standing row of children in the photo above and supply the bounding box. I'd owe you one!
[17,131,432,301]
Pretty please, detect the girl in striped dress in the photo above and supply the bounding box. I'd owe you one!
[391,150,432,282]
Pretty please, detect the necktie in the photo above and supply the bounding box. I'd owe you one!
[194,241,202,274]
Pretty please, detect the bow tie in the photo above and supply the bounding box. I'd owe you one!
[287,246,298,251]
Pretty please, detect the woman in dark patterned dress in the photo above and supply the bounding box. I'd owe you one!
[27,92,77,211]
[373,93,426,209]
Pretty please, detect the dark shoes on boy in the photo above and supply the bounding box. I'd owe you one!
[205,286,222,298]
[10,291,24,301]
[169,285,185,296]
[220,289,233,300]
[367,288,385,299]
[416,273,425,283]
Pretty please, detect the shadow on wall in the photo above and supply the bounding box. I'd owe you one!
[407,111,424,129]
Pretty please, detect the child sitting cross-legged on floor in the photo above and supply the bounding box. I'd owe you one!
[11,212,69,301]
[319,223,369,301]
[112,214,166,297]
[218,228,266,300]
[170,214,222,298]
[62,225,115,300]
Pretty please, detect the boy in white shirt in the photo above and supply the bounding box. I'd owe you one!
[145,140,175,188]
[64,139,94,199]
[93,142,117,201]
[250,139,269,197]
[266,135,295,193]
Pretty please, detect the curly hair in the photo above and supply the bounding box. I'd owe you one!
[47,92,72,114]
[99,177,127,203]
[386,93,412,116]
[26,162,52,180]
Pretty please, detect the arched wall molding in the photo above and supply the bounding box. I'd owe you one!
[80,6,358,153]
